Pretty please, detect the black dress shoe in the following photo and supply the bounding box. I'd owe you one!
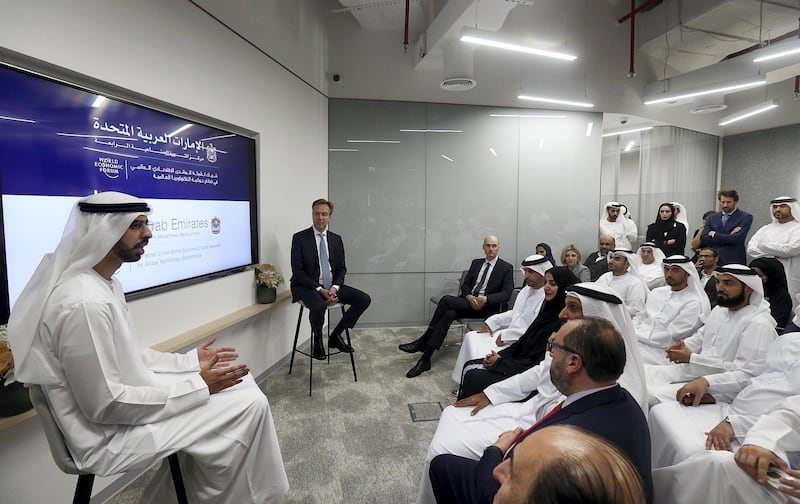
[399,338,424,353]
[406,358,431,378]
[329,334,354,353]
[312,340,326,360]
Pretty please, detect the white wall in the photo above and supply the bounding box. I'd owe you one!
[0,0,328,501]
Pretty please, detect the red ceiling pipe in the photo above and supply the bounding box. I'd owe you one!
[629,0,636,77]
[618,0,661,23]
[795,75,799,98]
[403,0,410,53]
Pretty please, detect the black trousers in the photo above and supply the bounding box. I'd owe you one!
[294,284,371,339]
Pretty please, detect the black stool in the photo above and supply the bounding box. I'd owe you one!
[289,301,358,396]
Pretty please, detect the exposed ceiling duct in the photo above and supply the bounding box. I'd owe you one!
[440,41,476,90]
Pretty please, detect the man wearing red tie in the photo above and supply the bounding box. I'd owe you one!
[429,317,651,504]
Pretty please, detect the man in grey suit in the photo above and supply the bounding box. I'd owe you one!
[290,198,371,360]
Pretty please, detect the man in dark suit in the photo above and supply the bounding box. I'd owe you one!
[290,199,371,360]
[584,234,615,281]
[696,247,720,308]
[700,189,753,266]
[399,236,514,378]
[428,318,652,504]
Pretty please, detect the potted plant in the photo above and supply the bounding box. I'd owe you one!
[0,324,33,417]
[254,264,284,304]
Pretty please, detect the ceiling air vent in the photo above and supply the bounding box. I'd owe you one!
[689,104,728,114]
[441,77,476,91]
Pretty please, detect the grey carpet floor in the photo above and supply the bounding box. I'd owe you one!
[106,326,463,504]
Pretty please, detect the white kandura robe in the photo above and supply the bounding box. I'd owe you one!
[650,332,800,468]
[652,394,800,504]
[635,286,705,365]
[639,261,667,290]
[748,219,800,310]
[599,218,638,251]
[450,285,544,383]
[596,271,648,319]
[646,304,777,405]
[40,271,288,503]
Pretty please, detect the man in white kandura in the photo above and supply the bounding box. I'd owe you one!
[450,254,551,384]
[599,201,637,251]
[636,242,667,290]
[415,282,648,504]
[635,255,709,365]
[7,192,288,503]
[747,196,800,310]
[646,264,777,406]
[596,248,648,319]
[651,382,800,504]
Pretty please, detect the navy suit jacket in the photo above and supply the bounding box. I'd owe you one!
[437,385,652,504]
[459,258,514,312]
[700,208,753,265]
[290,226,347,301]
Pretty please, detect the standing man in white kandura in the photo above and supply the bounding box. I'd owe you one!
[7,191,288,503]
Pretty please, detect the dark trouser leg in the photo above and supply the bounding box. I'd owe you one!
[458,366,508,400]
[329,285,371,337]
[426,295,483,350]
[296,287,327,340]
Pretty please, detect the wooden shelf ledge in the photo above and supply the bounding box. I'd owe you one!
[0,289,291,432]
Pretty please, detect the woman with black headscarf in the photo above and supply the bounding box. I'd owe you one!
[646,202,687,256]
[456,266,579,399]
[750,257,793,333]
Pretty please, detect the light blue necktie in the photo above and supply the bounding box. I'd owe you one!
[721,213,729,227]
[318,233,332,289]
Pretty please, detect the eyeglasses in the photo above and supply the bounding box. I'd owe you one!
[547,339,582,358]
[129,219,150,230]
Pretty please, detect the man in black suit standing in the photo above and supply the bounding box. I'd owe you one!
[428,318,652,504]
[290,198,371,360]
[399,235,514,378]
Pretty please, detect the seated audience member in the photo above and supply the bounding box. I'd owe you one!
[696,246,720,308]
[428,318,652,504]
[399,235,514,378]
[456,267,579,399]
[650,331,800,468]
[561,244,591,282]
[450,255,550,385]
[7,192,289,503]
[492,425,646,504]
[646,203,687,257]
[747,196,800,311]
[596,249,648,319]
[636,242,667,290]
[635,256,709,365]
[415,283,648,504]
[651,394,800,504]
[584,235,615,281]
[735,396,800,502]
[600,201,638,251]
[750,257,793,333]
[690,210,717,260]
[646,265,777,405]
[535,242,557,269]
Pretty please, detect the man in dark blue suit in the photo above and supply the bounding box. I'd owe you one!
[399,236,514,378]
[290,199,371,360]
[700,189,753,266]
[428,317,652,504]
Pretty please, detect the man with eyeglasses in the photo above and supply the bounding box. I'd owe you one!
[413,283,649,504]
[428,318,651,504]
[7,192,288,503]
[696,247,720,308]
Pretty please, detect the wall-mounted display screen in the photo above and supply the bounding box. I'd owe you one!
[0,62,258,322]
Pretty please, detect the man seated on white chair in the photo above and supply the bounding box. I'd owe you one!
[449,254,551,387]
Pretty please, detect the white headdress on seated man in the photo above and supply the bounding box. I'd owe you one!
[7,191,151,385]
[599,201,633,226]
[663,255,711,317]
[714,265,775,324]
[636,242,666,265]
[520,254,553,277]
[565,282,648,411]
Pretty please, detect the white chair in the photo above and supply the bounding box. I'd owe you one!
[28,384,189,504]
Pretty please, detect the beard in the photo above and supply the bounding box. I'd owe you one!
[111,239,146,263]
[717,289,746,308]
[549,356,571,395]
